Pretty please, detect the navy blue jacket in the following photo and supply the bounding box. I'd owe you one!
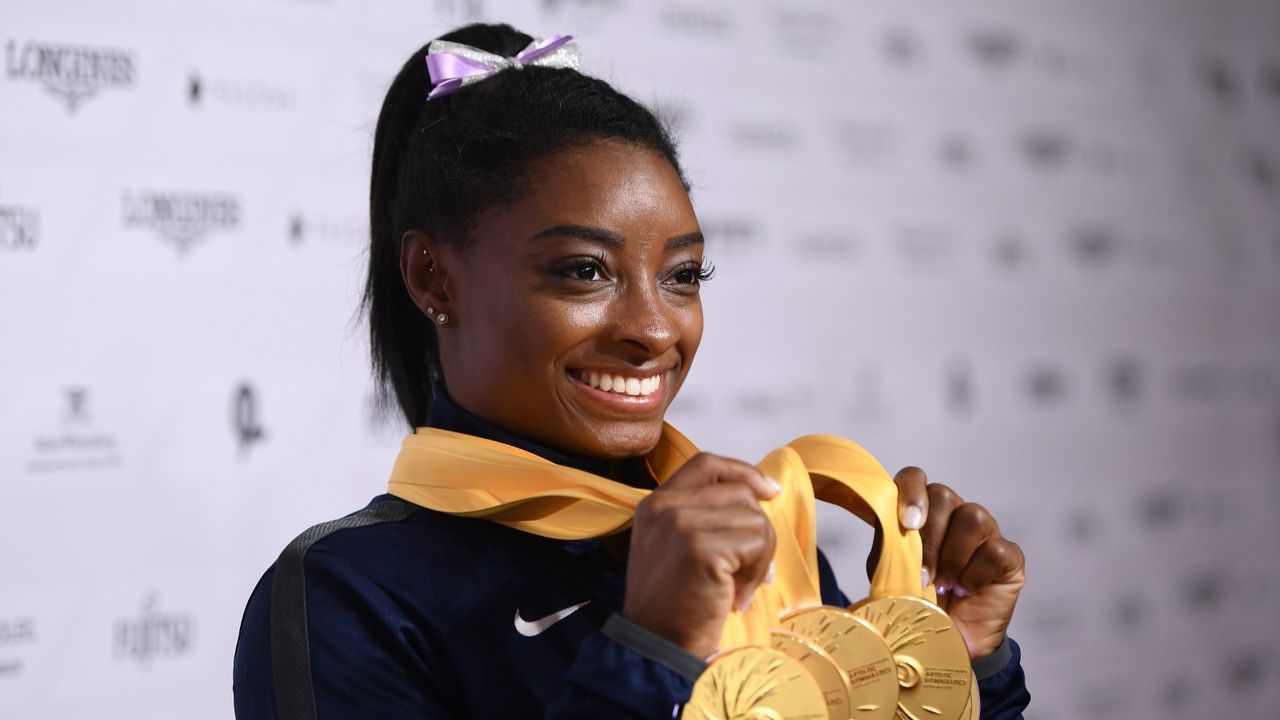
[233,392,1030,718]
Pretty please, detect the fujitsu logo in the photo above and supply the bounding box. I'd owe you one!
[122,190,241,254]
[113,593,195,667]
[4,39,135,113]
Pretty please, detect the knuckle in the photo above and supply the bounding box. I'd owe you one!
[957,502,991,527]
[928,483,962,507]
[984,541,1012,566]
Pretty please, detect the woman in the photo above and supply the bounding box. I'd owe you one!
[233,22,1029,719]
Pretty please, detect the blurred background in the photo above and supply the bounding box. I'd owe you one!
[2,0,1278,717]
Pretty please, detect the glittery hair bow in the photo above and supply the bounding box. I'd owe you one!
[425,34,580,100]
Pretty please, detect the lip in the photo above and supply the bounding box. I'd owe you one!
[566,367,672,412]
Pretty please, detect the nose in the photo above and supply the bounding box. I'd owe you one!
[609,276,677,360]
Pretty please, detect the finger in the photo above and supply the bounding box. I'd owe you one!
[920,483,963,586]
[955,538,1025,596]
[687,481,775,513]
[933,503,998,594]
[725,520,777,611]
[894,466,929,530]
[662,453,780,500]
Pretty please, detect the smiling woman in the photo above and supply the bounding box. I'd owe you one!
[401,142,708,459]
[232,22,1029,720]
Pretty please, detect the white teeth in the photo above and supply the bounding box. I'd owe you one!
[580,371,662,397]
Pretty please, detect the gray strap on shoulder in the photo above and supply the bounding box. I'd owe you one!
[269,498,417,720]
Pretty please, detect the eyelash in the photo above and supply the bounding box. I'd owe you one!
[671,258,716,286]
[558,257,716,286]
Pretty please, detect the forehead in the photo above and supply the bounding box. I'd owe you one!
[477,140,695,239]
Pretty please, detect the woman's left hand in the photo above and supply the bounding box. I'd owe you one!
[891,466,1026,660]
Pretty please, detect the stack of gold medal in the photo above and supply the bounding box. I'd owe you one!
[681,437,980,720]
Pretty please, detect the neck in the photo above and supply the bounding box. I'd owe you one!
[424,384,653,488]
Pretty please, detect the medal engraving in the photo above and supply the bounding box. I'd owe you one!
[683,646,828,720]
[780,607,898,720]
[848,597,971,720]
[770,630,852,720]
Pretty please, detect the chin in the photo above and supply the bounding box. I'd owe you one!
[580,421,665,460]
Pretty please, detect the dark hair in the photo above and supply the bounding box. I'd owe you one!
[363,23,686,429]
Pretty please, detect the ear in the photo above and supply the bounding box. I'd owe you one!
[400,229,453,321]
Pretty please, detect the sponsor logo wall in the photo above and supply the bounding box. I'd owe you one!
[2,0,1278,718]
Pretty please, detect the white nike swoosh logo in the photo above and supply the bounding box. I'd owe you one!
[513,601,590,637]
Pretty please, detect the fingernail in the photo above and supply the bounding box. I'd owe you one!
[901,505,924,530]
[766,561,776,585]
[738,593,755,612]
[936,583,949,596]
[765,476,783,496]
[921,568,931,590]
[952,585,968,598]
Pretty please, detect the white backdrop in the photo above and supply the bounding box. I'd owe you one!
[2,0,1279,718]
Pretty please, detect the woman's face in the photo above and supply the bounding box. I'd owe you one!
[416,140,705,459]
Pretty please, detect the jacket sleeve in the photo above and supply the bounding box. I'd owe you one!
[547,615,699,718]
[815,547,1031,720]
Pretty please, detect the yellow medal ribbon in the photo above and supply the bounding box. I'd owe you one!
[387,423,928,650]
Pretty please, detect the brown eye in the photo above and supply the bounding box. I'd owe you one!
[572,262,600,281]
[673,268,698,284]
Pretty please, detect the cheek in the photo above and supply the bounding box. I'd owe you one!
[677,300,704,365]
[498,295,611,370]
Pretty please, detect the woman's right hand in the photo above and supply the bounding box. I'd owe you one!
[621,453,779,659]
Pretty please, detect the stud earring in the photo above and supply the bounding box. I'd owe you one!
[436,312,449,325]
[426,306,435,316]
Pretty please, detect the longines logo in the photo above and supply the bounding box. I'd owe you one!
[26,386,121,473]
[0,616,35,679]
[114,593,195,667]
[0,202,39,251]
[122,190,240,255]
[4,39,134,113]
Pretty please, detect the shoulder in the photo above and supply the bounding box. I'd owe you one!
[234,495,493,717]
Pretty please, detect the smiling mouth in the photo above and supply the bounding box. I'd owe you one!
[569,369,663,397]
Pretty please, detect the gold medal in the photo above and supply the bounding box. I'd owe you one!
[960,670,979,719]
[779,607,897,720]
[848,596,971,720]
[683,646,828,720]
[769,629,852,720]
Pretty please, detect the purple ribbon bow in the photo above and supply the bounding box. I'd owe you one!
[426,34,579,100]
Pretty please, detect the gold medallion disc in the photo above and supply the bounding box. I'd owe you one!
[769,630,852,720]
[779,606,898,720]
[682,646,828,720]
[960,670,979,720]
[848,596,971,720]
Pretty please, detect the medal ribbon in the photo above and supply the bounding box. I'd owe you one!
[387,424,928,649]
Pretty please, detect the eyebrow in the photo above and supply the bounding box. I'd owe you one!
[528,224,704,250]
